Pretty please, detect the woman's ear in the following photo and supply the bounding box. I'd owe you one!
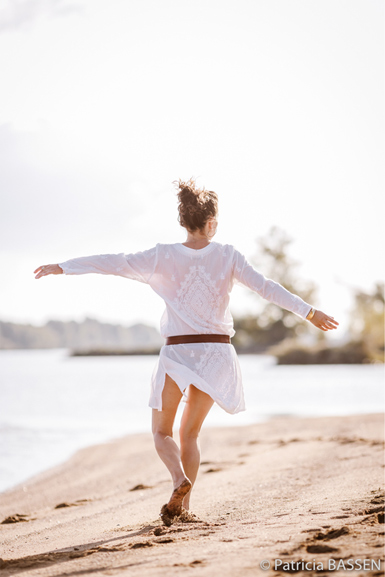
[207,217,217,238]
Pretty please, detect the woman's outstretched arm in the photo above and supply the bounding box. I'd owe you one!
[232,249,339,332]
[34,247,158,284]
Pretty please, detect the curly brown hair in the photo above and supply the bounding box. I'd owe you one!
[175,178,218,232]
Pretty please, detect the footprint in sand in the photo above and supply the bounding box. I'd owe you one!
[360,512,384,525]
[156,538,174,544]
[0,544,124,571]
[307,544,339,553]
[1,513,36,524]
[370,495,385,505]
[284,525,350,557]
[130,541,154,549]
[129,484,153,491]
[364,506,383,515]
[173,560,205,568]
[357,493,385,525]
[308,511,328,515]
[314,526,350,540]
[54,499,90,509]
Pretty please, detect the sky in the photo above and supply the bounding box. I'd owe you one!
[0,0,383,340]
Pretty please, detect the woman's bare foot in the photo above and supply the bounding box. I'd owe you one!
[159,478,192,526]
[168,478,192,516]
[160,503,175,527]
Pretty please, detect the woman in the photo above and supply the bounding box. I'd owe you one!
[34,178,338,526]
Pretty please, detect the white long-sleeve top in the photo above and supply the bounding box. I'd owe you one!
[59,241,311,414]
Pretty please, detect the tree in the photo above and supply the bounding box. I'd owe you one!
[251,226,317,329]
[269,281,384,364]
[349,282,384,362]
[233,226,317,351]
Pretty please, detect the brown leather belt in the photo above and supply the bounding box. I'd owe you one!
[165,334,231,345]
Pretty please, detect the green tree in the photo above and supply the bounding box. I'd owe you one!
[349,282,384,362]
[233,226,317,351]
[251,226,316,329]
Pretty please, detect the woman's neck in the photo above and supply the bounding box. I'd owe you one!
[183,231,211,248]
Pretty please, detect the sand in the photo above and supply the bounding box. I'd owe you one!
[0,413,383,576]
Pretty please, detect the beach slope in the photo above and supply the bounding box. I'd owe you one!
[0,414,383,576]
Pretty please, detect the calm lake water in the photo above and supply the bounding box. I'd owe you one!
[0,349,383,494]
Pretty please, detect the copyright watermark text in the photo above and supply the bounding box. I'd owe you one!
[259,559,382,572]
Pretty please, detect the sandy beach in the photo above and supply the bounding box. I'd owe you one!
[0,413,383,576]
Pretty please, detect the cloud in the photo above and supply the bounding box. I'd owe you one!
[0,0,82,32]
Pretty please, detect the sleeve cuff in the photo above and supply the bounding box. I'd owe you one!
[58,262,70,274]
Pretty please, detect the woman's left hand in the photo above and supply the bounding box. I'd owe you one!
[34,264,63,279]
[309,310,339,332]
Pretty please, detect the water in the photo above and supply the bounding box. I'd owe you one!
[0,349,383,494]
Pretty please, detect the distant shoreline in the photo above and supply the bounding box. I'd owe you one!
[69,343,382,364]
[1,317,382,363]
[1,343,381,364]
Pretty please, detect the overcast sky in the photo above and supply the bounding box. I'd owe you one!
[0,0,383,338]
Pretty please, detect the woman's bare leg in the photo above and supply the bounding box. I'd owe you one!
[179,385,214,510]
[152,374,192,519]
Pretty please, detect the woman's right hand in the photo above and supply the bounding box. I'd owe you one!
[34,264,63,279]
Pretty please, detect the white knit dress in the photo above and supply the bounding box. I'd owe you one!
[59,241,312,414]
